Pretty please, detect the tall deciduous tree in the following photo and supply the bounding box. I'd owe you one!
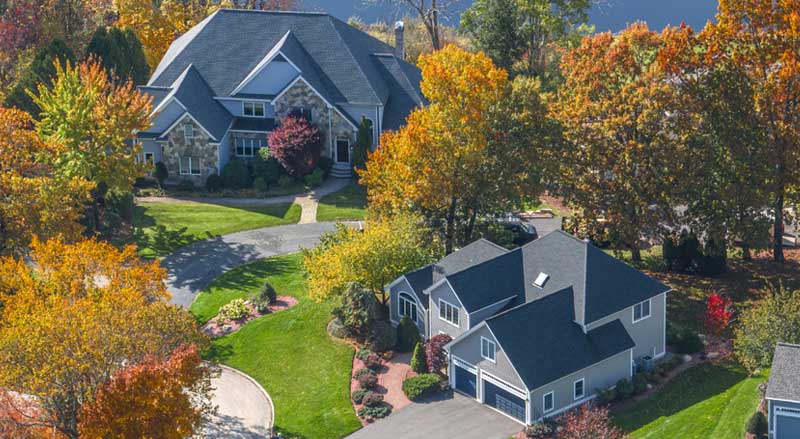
[734,284,800,373]
[702,0,800,262]
[0,107,91,255]
[0,238,207,439]
[550,23,682,261]
[86,26,150,85]
[78,344,215,439]
[460,0,523,72]
[362,45,557,253]
[556,404,623,439]
[31,58,151,230]
[4,39,74,116]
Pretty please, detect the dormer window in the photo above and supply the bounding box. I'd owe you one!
[243,101,265,117]
[533,272,549,288]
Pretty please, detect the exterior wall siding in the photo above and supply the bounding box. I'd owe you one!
[469,298,515,328]
[586,292,667,360]
[149,100,184,133]
[449,325,525,391]
[161,114,218,186]
[218,98,277,118]
[139,140,162,163]
[339,103,380,147]
[428,282,468,339]
[240,60,298,95]
[769,399,800,439]
[528,349,632,421]
[388,277,427,337]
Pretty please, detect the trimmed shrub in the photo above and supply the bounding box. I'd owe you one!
[358,373,378,390]
[253,150,285,184]
[366,320,397,353]
[361,391,384,407]
[632,372,648,395]
[253,177,268,192]
[327,318,352,339]
[218,298,249,322]
[357,405,390,420]
[221,159,251,189]
[410,342,428,373]
[278,175,293,189]
[106,189,134,221]
[595,387,617,405]
[396,316,421,353]
[425,334,452,374]
[362,353,382,371]
[252,282,277,313]
[353,368,374,379]
[332,283,383,339]
[303,167,324,188]
[356,348,375,361]
[352,388,369,404]
[668,324,704,354]
[154,161,168,187]
[524,421,555,438]
[402,374,441,401]
[205,174,224,192]
[615,378,634,401]
[745,411,767,436]
[177,178,194,191]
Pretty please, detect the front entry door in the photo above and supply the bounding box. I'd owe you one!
[336,139,350,163]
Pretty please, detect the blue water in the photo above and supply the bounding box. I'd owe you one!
[302,0,718,32]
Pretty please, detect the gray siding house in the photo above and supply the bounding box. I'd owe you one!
[767,343,800,439]
[135,9,423,183]
[386,231,670,425]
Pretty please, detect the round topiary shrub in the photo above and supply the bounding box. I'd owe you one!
[327,318,352,340]
[353,368,374,379]
[177,178,194,192]
[402,374,441,401]
[221,159,251,189]
[363,353,382,371]
[745,411,767,436]
[632,372,648,395]
[253,176,268,192]
[206,174,224,192]
[358,373,378,390]
[395,316,421,353]
[352,388,369,404]
[357,405,390,420]
[218,298,249,322]
[361,391,384,407]
[356,348,375,361]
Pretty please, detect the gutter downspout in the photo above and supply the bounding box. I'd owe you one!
[328,105,334,159]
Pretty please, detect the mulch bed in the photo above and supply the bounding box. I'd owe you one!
[201,295,298,338]
[350,352,416,426]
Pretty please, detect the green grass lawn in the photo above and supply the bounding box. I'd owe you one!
[131,202,301,258]
[316,183,367,222]
[613,362,766,439]
[201,254,361,439]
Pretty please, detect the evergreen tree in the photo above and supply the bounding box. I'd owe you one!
[352,116,373,175]
[86,26,149,85]
[4,39,74,117]
[460,0,523,73]
[410,341,428,373]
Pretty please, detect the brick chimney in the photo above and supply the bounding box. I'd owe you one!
[394,21,405,59]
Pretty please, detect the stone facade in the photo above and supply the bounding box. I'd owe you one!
[162,115,218,186]
[273,79,355,160]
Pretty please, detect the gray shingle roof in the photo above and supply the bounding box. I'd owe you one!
[446,250,525,312]
[159,65,232,141]
[148,9,410,106]
[371,54,426,131]
[767,343,800,402]
[486,288,635,390]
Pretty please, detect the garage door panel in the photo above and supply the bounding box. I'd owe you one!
[455,364,477,398]
[483,380,525,422]
[778,415,800,439]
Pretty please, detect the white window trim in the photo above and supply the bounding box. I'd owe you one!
[480,336,496,363]
[143,152,154,165]
[543,391,555,413]
[242,101,266,118]
[183,124,194,140]
[632,299,652,323]
[573,378,585,401]
[438,299,460,328]
[179,157,201,175]
[397,292,418,323]
[235,137,266,158]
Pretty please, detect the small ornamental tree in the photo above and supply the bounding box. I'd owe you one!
[268,116,322,177]
[331,283,383,339]
[704,293,733,338]
[556,404,623,439]
[396,316,421,352]
[425,334,452,374]
[410,342,428,374]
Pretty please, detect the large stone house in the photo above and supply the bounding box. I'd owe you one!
[387,231,671,425]
[135,9,423,183]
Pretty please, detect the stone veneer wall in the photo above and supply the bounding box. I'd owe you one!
[162,114,218,185]
[273,79,355,160]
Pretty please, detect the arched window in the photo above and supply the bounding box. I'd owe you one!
[398,292,418,323]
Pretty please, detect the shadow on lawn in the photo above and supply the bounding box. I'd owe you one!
[212,256,300,293]
[613,362,748,433]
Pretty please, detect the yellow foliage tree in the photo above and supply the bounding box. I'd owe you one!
[0,107,92,255]
[0,238,207,439]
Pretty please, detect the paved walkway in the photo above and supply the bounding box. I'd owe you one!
[138,177,352,224]
[204,365,273,439]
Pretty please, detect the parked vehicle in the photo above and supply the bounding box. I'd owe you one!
[501,221,538,246]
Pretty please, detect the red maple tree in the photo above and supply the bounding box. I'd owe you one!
[704,293,733,338]
[425,334,452,374]
[268,116,323,177]
[557,404,623,439]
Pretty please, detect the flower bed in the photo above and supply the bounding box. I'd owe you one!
[350,350,416,425]
[201,296,298,338]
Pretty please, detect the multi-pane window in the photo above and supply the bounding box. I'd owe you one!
[179,156,201,175]
[183,124,194,140]
[574,378,585,400]
[143,152,154,165]
[290,107,312,122]
[543,392,554,413]
[235,137,267,157]
[439,299,459,327]
[398,292,418,322]
[481,337,496,362]
[633,299,651,323]
[243,101,265,117]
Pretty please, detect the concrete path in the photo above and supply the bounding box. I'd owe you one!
[204,365,273,439]
[345,392,521,439]
[138,177,351,225]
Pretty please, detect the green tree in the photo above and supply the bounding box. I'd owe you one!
[331,283,383,338]
[352,116,373,175]
[86,26,150,85]
[396,316,421,353]
[4,39,74,116]
[734,284,800,373]
[460,0,523,73]
[410,341,428,373]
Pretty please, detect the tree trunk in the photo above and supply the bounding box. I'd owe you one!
[630,245,642,262]
[464,208,477,243]
[445,197,457,254]
[741,243,752,261]
[774,185,785,262]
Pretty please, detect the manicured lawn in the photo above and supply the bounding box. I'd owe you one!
[131,202,301,258]
[613,362,766,439]
[316,183,367,222]
[202,254,361,439]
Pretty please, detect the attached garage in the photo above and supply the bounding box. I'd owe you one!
[766,343,800,439]
[776,411,800,439]
[454,363,477,398]
[482,376,526,423]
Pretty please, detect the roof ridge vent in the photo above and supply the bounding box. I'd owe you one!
[533,272,549,288]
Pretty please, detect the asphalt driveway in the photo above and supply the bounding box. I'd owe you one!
[344,392,522,439]
[203,366,272,439]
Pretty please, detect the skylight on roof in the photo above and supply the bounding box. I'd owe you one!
[533,272,549,288]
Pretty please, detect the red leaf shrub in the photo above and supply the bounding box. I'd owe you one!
[358,373,378,389]
[704,293,733,337]
[268,116,323,177]
[556,404,623,439]
[425,334,452,374]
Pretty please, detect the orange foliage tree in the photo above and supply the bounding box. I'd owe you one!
[0,238,208,439]
[0,107,91,255]
[78,344,215,439]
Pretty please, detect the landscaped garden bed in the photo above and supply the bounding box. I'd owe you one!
[201,295,298,337]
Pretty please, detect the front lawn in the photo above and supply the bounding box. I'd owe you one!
[202,254,361,439]
[613,362,766,439]
[131,202,301,258]
[316,183,367,222]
